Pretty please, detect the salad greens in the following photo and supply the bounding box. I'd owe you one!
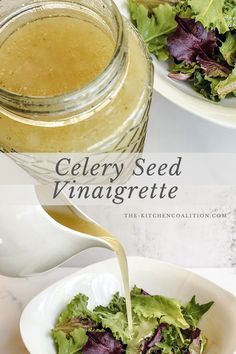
[52,286,213,354]
[129,0,236,101]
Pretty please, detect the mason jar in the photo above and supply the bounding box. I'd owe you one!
[0,0,153,154]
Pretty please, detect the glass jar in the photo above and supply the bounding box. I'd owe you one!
[0,0,153,154]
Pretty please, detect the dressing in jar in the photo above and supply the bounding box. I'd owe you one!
[0,0,153,153]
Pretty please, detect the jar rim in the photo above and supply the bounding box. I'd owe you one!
[0,0,126,127]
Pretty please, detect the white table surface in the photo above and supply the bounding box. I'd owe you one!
[145,91,236,153]
[0,266,235,354]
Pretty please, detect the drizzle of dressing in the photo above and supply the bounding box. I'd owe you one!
[44,205,133,332]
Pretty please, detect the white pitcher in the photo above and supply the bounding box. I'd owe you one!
[0,187,113,277]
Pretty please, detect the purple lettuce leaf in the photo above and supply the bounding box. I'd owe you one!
[168,17,217,64]
[141,289,151,296]
[188,336,201,354]
[141,323,167,354]
[168,72,193,80]
[54,316,98,334]
[197,56,231,77]
[182,327,201,341]
[82,331,125,354]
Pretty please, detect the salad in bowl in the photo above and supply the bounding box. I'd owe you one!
[110,0,236,127]
[129,0,236,102]
[52,286,213,354]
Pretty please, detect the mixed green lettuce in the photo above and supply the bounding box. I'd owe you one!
[129,0,236,101]
[52,287,213,354]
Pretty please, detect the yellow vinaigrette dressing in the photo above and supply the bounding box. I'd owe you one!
[0,17,115,96]
[0,0,153,154]
[44,206,133,332]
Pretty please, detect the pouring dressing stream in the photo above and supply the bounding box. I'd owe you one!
[44,205,133,332]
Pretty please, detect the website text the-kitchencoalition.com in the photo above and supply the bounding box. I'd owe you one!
[124,212,229,219]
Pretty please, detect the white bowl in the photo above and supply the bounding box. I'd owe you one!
[115,0,236,128]
[20,257,236,354]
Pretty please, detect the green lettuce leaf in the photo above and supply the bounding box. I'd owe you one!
[197,57,231,78]
[216,67,236,97]
[52,328,88,354]
[129,0,177,60]
[156,342,174,353]
[176,0,194,18]
[183,296,214,327]
[224,0,236,29]
[156,326,190,354]
[200,334,208,354]
[152,4,178,38]
[220,32,236,65]
[93,292,130,343]
[94,290,158,350]
[126,315,158,353]
[132,294,189,329]
[168,62,199,80]
[188,0,229,33]
[57,294,94,325]
[171,61,199,74]
[130,285,142,296]
[94,309,130,343]
[133,0,179,8]
[54,317,97,334]
[193,71,221,101]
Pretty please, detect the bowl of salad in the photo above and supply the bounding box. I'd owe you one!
[116,0,236,128]
[20,257,236,354]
